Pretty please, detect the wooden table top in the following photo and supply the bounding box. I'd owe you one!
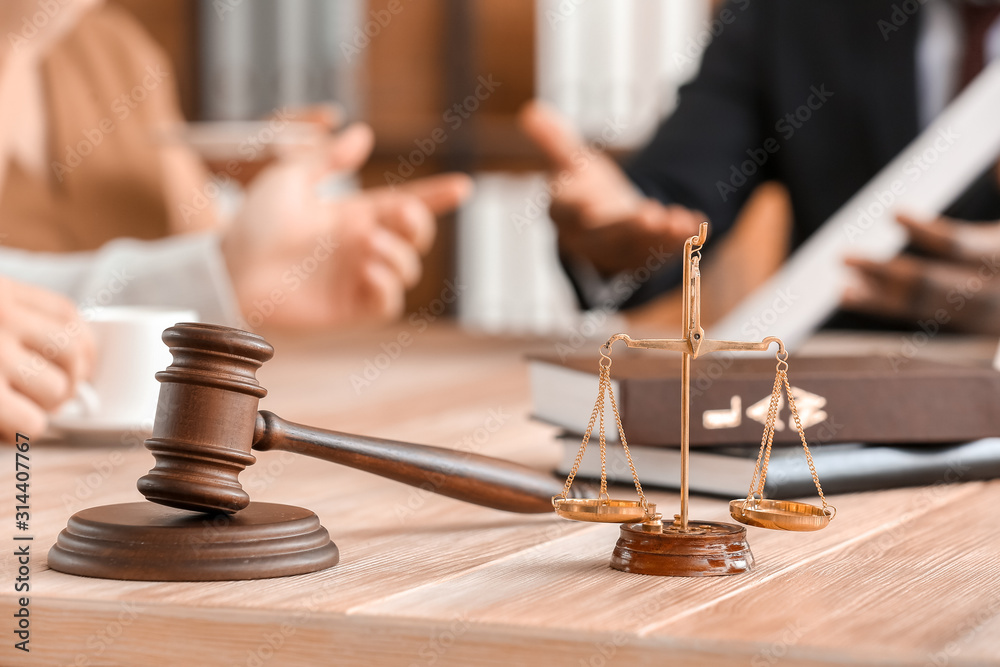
[2,324,998,666]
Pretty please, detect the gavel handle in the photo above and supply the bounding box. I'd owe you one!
[252,411,571,513]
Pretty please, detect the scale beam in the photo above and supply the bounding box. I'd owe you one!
[698,337,785,356]
[608,334,785,358]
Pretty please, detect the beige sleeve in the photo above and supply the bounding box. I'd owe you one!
[87,4,221,236]
[0,233,243,327]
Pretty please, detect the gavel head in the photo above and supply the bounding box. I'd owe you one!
[136,323,274,514]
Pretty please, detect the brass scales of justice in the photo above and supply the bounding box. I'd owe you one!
[552,222,836,576]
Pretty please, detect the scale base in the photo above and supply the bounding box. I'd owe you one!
[610,519,753,576]
[48,501,339,581]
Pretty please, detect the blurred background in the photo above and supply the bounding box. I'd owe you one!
[121,0,789,336]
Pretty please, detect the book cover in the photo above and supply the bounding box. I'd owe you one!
[554,435,1000,498]
[531,355,1000,446]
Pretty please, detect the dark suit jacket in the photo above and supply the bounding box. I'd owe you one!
[613,0,1000,311]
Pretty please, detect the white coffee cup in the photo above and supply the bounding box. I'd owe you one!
[52,306,199,432]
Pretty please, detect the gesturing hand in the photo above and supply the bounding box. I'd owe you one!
[518,100,703,276]
[222,122,473,329]
[841,214,1000,333]
[0,278,94,442]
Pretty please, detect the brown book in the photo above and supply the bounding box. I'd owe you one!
[529,354,1000,446]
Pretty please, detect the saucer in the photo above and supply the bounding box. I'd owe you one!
[46,415,153,446]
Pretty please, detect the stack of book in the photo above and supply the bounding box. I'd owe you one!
[529,354,1000,497]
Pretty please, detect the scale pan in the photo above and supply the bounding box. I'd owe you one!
[554,498,653,523]
[729,498,833,532]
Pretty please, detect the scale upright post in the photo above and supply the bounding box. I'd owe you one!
[676,221,703,531]
[605,222,784,576]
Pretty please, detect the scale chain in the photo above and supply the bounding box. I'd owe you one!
[555,364,604,501]
[605,377,649,513]
[781,369,830,511]
[744,352,830,512]
[555,346,649,513]
[746,369,783,502]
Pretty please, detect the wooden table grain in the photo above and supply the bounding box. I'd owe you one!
[2,324,998,666]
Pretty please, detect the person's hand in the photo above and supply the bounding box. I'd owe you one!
[222,122,473,329]
[841,213,1000,333]
[0,278,94,441]
[518,100,703,276]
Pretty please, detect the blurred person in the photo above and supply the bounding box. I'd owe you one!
[0,0,473,439]
[520,0,1000,333]
[0,0,372,246]
[1,124,470,327]
[0,0,216,247]
[0,0,472,328]
[0,124,470,440]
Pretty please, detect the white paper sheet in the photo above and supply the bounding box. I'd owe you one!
[712,61,1000,350]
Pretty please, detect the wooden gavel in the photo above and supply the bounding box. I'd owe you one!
[137,323,573,515]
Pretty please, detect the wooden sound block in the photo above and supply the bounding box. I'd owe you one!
[48,501,339,581]
[610,520,753,576]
